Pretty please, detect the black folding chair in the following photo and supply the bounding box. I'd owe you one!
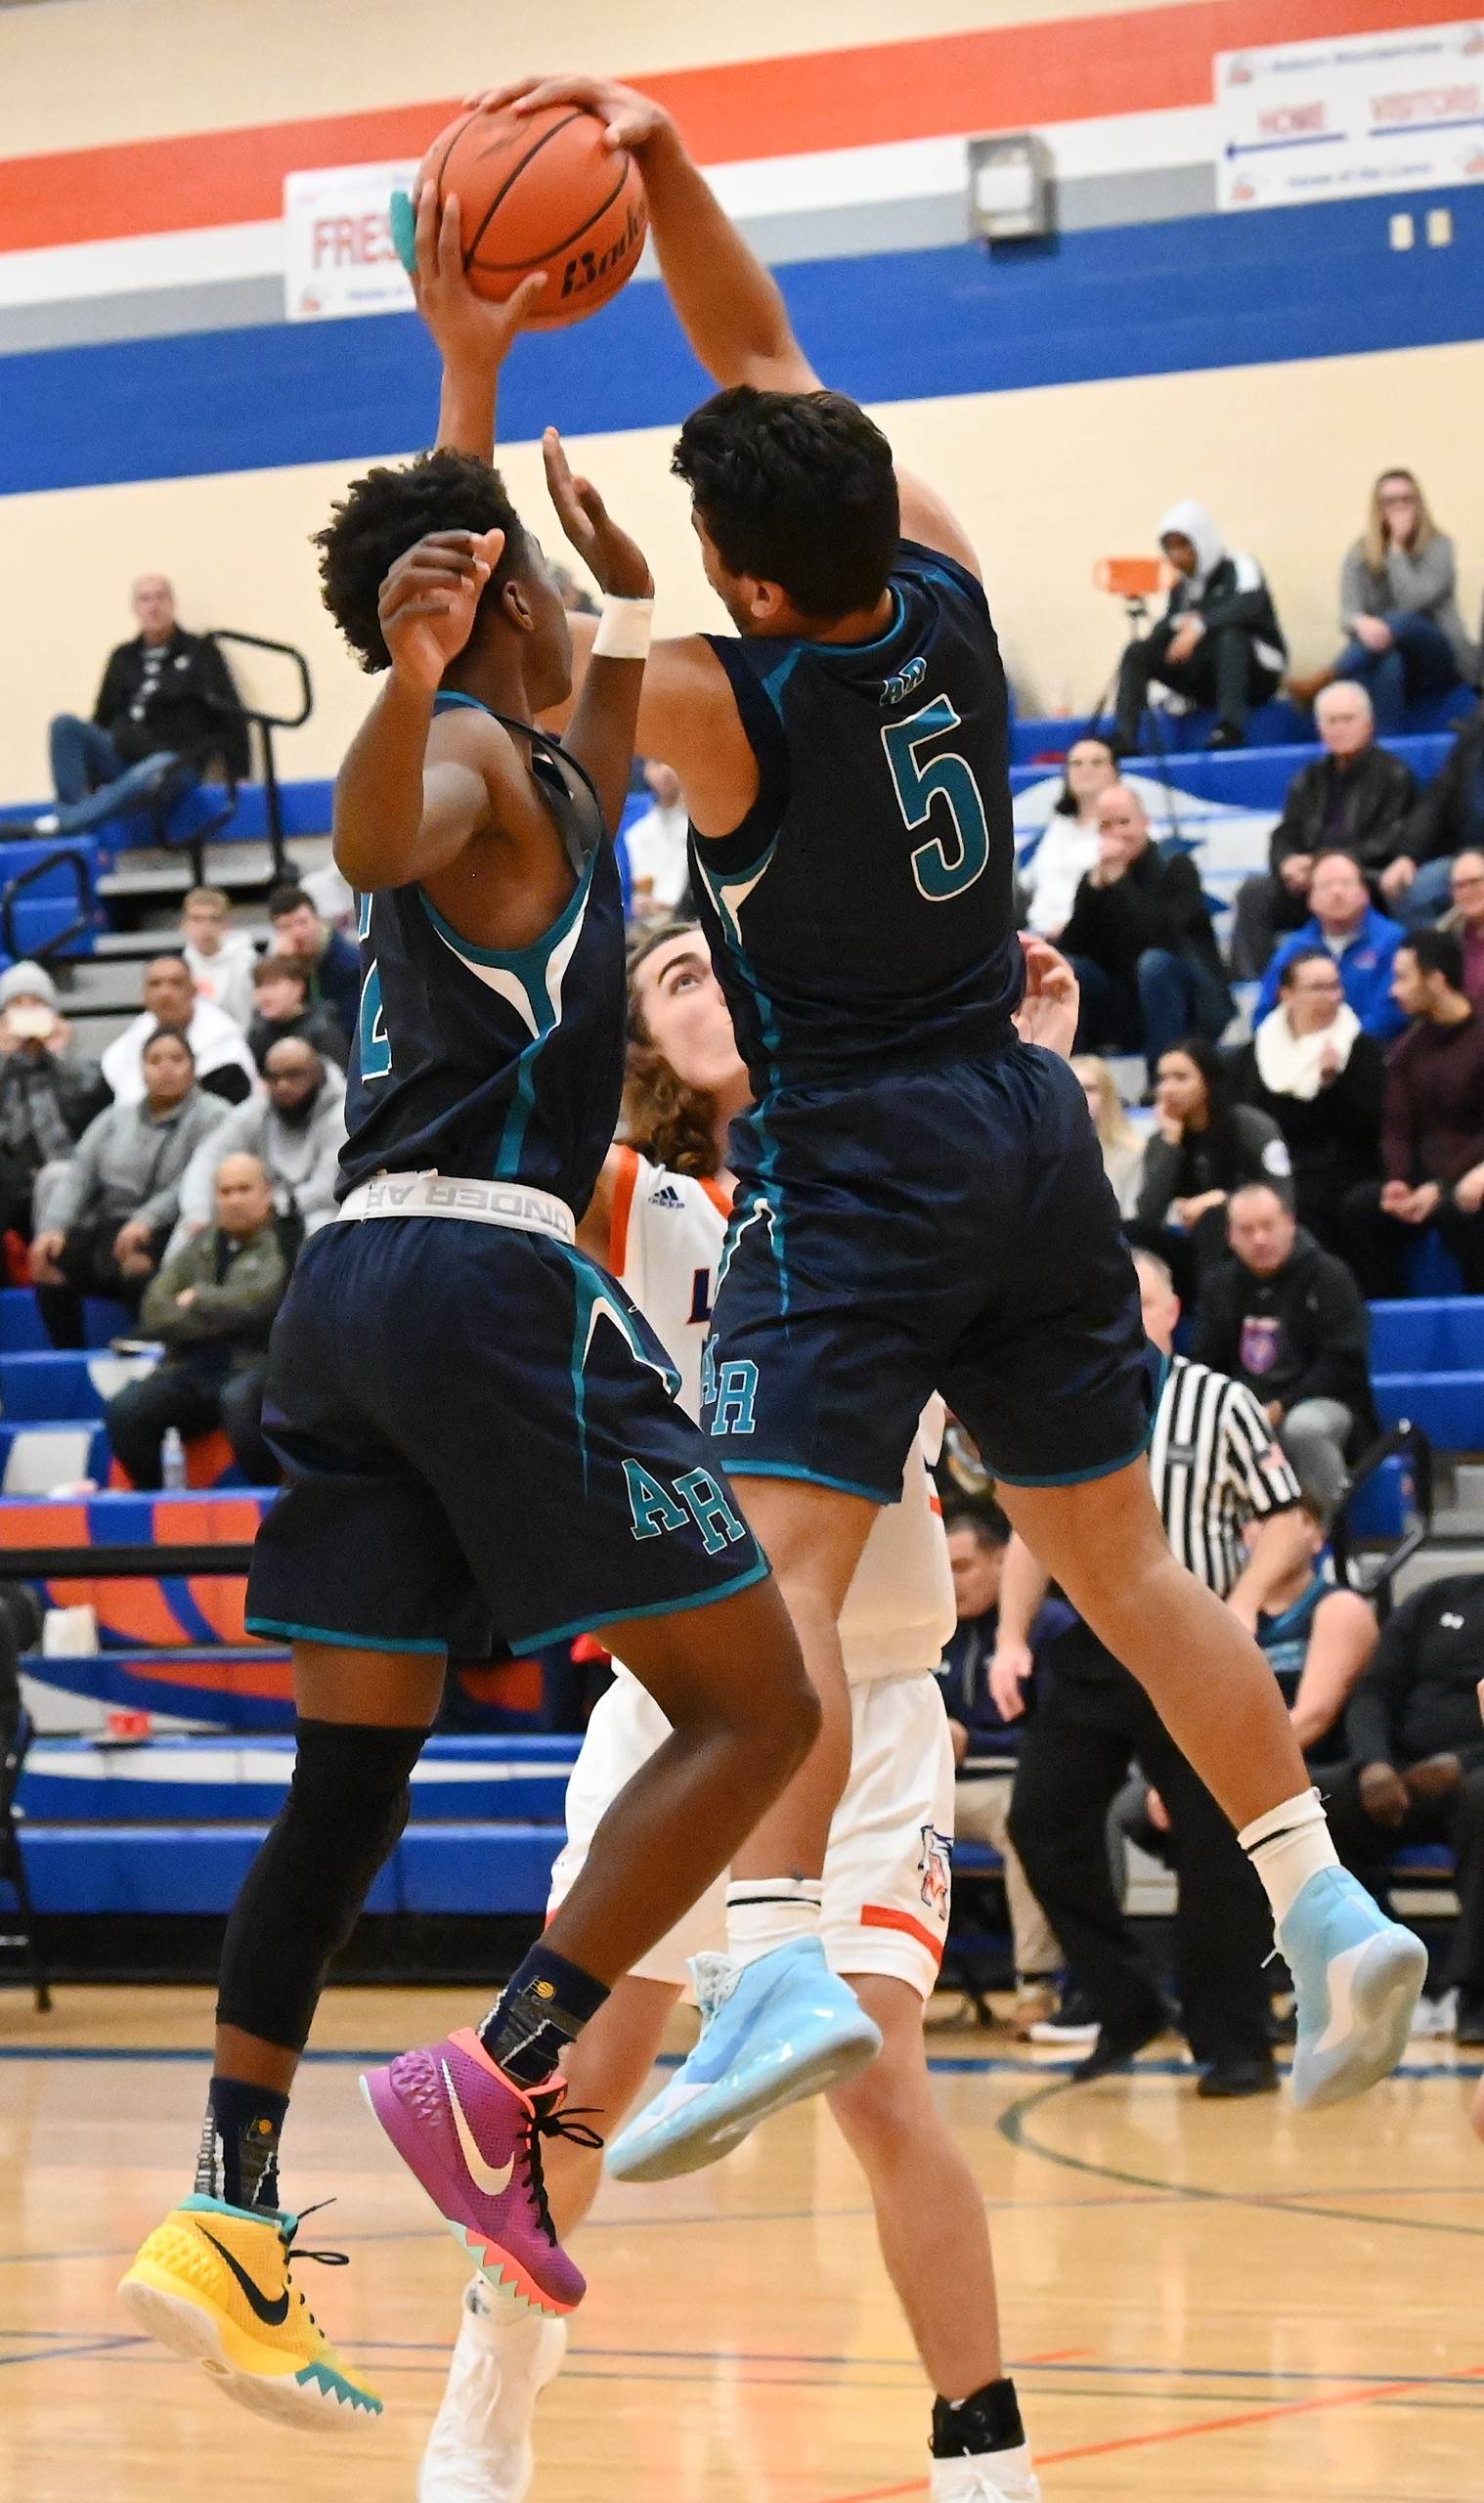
[0,1710,52,2012]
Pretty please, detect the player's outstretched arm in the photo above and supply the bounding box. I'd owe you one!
[469,75,982,577]
[542,428,654,835]
[402,181,547,459]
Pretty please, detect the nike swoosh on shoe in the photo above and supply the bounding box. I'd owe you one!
[444,2061,516,2196]
[200,2230,291,2328]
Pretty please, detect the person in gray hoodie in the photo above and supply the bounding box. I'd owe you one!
[30,1029,228,1346]
[170,1038,347,1252]
[1113,499,1287,755]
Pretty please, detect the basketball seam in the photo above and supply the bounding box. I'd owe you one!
[469,156,637,274]
[460,110,589,268]
[430,110,480,204]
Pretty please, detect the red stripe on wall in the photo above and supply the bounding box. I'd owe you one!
[0,0,1459,255]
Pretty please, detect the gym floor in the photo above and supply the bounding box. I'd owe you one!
[3,1986,1480,2500]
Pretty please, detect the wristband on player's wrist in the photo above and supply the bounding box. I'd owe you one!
[592,593,654,660]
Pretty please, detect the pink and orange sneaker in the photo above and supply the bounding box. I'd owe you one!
[361,2029,598,2316]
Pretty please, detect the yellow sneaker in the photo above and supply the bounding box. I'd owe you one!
[118,2195,382,2432]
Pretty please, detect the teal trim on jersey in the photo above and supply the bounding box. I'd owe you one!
[421,847,599,1179]
[759,645,803,719]
[721,1460,897,1504]
[989,1427,1153,1490]
[431,689,489,714]
[564,1245,682,1490]
[509,1552,771,1656]
[796,584,905,657]
[244,1614,448,1655]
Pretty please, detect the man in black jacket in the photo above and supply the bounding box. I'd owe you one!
[1062,782,1232,1082]
[1326,1574,1484,2042]
[38,576,249,838]
[1193,1183,1378,1514]
[1113,500,1287,755]
[1407,699,1484,886]
[1231,682,1418,976]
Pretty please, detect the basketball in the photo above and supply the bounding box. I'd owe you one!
[416,104,647,328]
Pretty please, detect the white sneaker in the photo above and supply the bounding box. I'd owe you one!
[418,2278,568,2503]
[932,2446,1042,2500]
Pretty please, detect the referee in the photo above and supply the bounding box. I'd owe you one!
[999,1247,1311,2096]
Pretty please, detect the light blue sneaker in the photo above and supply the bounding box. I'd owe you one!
[606,1937,882,2182]
[1281,1866,1427,2110]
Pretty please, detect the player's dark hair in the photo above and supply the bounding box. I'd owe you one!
[672,386,899,620]
[623,922,720,1179]
[1277,944,1335,991]
[314,450,530,673]
[1399,926,1465,992]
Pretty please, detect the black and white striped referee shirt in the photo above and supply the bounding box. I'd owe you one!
[1149,1354,1303,1598]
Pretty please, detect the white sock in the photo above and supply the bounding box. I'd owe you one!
[1239,1787,1339,1927]
[725,1877,822,1966]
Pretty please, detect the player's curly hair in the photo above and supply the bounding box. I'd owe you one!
[313,449,529,673]
[672,385,899,621]
[622,922,721,1179]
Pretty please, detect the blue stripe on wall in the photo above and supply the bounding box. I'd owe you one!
[6,186,1483,496]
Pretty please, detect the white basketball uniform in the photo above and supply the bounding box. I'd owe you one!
[548,1147,957,1997]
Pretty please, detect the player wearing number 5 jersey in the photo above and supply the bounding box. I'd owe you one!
[439,71,1425,2164]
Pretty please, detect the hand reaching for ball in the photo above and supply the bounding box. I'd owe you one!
[402,181,547,375]
[543,430,653,603]
[463,73,674,156]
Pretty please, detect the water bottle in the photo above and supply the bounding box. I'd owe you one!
[160,1427,188,1493]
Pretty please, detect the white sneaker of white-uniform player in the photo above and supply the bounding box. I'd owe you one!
[932,2447,1042,2501]
[418,2279,567,2503]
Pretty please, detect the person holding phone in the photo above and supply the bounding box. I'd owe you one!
[0,962,109,1244]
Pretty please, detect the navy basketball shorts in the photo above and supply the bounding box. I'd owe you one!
[703,1042,1152,1503]
[246,1215,768,1658]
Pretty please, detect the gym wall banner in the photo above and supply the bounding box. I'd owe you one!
[1216,18,1484,210]
[284,160,416,322]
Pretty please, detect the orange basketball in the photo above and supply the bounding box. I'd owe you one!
[417,104,647,329]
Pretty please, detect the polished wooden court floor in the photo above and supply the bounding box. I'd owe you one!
[3,1984,1481,2501]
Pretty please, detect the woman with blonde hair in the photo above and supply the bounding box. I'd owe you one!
[1292,467,1477,730]
[1071,1052,1145,1217]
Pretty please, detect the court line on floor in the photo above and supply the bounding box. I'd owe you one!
[813,2364,1484,2503]
[3,2044,1480,2081]
[997,2076,1484,2240]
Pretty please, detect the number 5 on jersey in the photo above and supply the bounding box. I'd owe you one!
[882,694,990,902]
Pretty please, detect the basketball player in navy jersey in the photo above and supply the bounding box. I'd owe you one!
[442,73,1425,2174]
[118,248,872,2428]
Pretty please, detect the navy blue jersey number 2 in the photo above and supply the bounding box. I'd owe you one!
[882,695,990,902]
[356,891,392,1081]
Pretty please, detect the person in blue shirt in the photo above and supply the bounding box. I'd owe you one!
[1256,851,1408,1042]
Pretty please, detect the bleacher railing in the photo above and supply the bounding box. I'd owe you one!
[208,629,314,887]
[0,844,94,967]
[1331,1421,1433,1610]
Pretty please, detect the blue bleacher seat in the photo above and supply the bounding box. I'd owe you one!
[19,1822,561,1916]
[1373,1371,1484,1450]
[1367,1298,1484,1374]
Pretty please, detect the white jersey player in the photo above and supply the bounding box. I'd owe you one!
[420,924,1081,2503]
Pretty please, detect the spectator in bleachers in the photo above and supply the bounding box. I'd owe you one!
[104,1153,288,1489]
[1290,469,1478,733]
[936,1506,1070,2038]
[1342,928,1484,1295]
[1061,782,1232,1083]
[1254,852,1408,1043]
[1251,1494,1377,1770]
[1192,1182,1377,1515]
[1112,501,1286,756]
[179,886,256,1029]
[623,759,691,929]
[1072,1054,1146,1217]
[1231,684,1417,976]
[267,886,362,1043]
[1326,1571,1484,2045]
[1231,945,1385,1250]
[1444,850,1484,1011]
[1022,735,1118,938]
[101,955,256,1108]
[174,1039,347,1247]
[30,1031,228,1346]
[0,963,109,1243]
[1406,702,1484,882]
[1133,1037,1290,1287]
[34,576,249,838]
[245,955,349,1074]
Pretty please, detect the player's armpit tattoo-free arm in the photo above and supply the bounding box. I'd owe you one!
[333,678,492,893]
[542,619,761,842]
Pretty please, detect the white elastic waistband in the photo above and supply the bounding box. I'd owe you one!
[335,1171,575,1244]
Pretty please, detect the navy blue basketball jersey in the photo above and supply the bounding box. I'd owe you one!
[338,692,627,1210]
[689,539,1023,1093]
